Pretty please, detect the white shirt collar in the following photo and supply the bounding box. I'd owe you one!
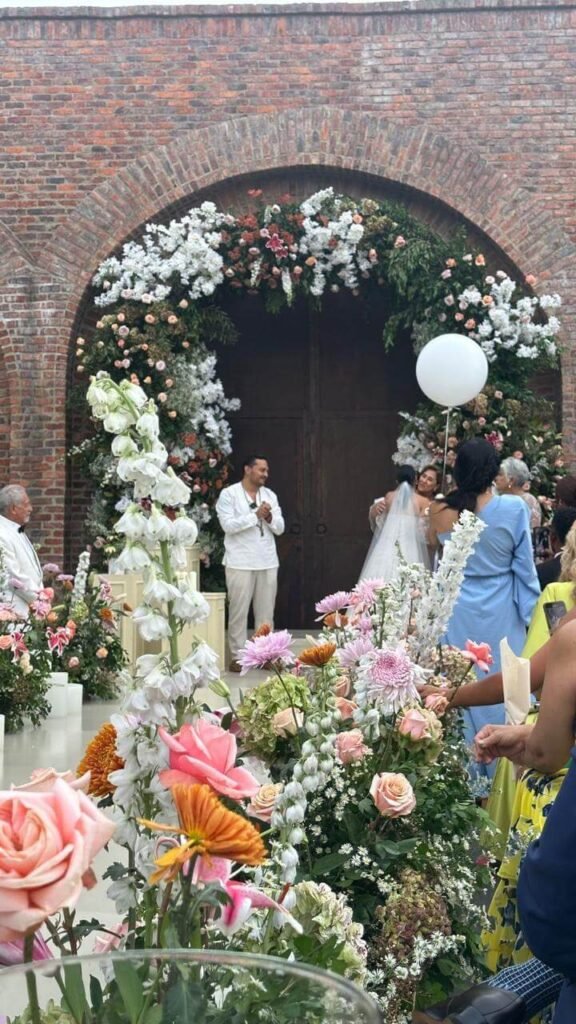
[0,514,21,533]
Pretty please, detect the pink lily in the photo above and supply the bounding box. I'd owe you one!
[194,858,302,936]
[0,630,29,661]
[461,640,493,674]
[46,626,72,655]
[0,932,51,966]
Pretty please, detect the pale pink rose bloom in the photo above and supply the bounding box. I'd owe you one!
[335,696,357,721]
[334,674,351,698]
[246,782,283,822]
[159,719,260,800]
[0,606,18,622]
[11,768,91,794]
[0,779,115,941]
[93,922,128,954]
[271,707,304,738]
[369,772,416,818]
[397,707,430,742]
[335,729,370,765]
[425,693,449,717]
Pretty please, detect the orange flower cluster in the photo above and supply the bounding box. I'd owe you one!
[77,723,124,797]
[252,623,271,639]
[299,643,337,667]
[140,783,266,884]
[323,612,349,629]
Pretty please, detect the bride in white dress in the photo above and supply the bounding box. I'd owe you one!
[360,465,430,581]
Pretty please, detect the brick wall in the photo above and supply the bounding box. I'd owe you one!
[0,0,574,563]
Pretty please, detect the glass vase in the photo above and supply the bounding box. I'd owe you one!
[0,947,383,1023]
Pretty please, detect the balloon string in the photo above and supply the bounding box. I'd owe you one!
[441,408,452,495]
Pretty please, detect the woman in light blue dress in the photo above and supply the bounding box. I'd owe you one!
[428,438,540,794]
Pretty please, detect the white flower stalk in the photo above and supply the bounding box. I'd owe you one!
[132,606,173,642]
[380,562,428,647]
[409,510,485,660]
[172,577,210,624]
[171,513,198,546]
[71,549,91,604]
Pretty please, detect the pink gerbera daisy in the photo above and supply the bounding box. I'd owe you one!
[238,630,295,674]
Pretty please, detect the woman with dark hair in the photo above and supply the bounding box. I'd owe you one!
[361,464,430,580]
[428,438,540,789]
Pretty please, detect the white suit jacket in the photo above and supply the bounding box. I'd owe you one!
[0,515,43,617]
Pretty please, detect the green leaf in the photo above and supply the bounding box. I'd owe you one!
[60,963,91,1023]
[143,1006,163,1024]
[162,979,207,1024]
[113,959,144,1023]
[310,851,348,875]
[89,974,104,1012]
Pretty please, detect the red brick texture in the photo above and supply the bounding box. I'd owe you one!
[0,0,575,563]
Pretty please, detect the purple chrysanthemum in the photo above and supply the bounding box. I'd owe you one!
[358,646,419,713]
[337,635,375,669]
[238,630,295,674]
[315,591,353,619]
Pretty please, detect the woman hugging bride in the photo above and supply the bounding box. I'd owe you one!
[359,464,438,581]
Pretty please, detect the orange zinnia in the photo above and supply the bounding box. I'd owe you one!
[139,783,266,884]
[77,722,124,797]
[299,642,337,667]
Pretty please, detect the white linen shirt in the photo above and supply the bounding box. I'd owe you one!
[216,482,285,570]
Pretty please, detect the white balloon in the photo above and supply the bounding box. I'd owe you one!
[416,334,488,407]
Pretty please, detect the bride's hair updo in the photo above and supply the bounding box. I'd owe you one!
[441,438,500,514]
[396,464,416,486]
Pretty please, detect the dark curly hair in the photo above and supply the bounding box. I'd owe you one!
[396,464,416,486]
[441,438,500,514]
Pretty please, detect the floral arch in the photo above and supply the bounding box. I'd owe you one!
[71,187,562,573]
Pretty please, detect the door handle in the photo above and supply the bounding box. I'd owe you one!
[316,523,327,535]
[289,523,302,535]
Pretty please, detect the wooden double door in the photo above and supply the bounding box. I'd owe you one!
[214,293,420,628]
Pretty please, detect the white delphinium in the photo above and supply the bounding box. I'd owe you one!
[409,510,485,660]
[71,548,91,604]
[379,562,427,647]
[392,432,429,469]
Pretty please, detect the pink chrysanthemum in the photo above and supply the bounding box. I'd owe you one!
[337,635,375,669]
[315,591,353,619]
[359,646,419,712]
[238,630,295,674]
[349,578,386,611]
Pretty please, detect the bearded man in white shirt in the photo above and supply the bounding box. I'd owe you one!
[0,485,43,617]
[216,455,285,672]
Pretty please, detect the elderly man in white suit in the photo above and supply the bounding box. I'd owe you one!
[216,455,285,671]
[0,484,43,617]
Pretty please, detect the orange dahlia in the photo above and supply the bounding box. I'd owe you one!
[139,783,266,884]
[77,722,124,798]
[299,642,337,667]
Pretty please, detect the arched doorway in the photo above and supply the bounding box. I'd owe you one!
[213,289,420,628]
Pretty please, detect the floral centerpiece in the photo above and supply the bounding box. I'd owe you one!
[0,378,495,1024]
[43,551,127,701]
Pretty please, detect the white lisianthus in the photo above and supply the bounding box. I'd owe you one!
[143,574,181,605]
[112,434,138,458]
[144,505,173,543]
[103,409,137,434]
[171,514,198,546]
[136,409,161,441]
[172,585,210,624]
[115,543,152,572]
[150,468,190,507]
[114,504,149,540]
[132,606,172,641]
[119,380,148,409]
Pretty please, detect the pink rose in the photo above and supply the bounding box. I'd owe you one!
[424,693,449,717]
[159,719,260,800]
[0,779,115,940]
[247,783,283,822]
[11,768,91,794]
[513,450,524,460]
[335,729,370,765]
[369,772,416,818]
[394,235,406,248]
[335,696,358,721]
[334,674,351,698]
[271,707,304,738]
[477,417,486,426]
[397,707,430,742]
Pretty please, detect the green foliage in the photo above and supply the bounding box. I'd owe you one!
[236,672,311,759]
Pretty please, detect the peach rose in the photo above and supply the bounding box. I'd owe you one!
[247,782,283,822]
[0,779,115,940]
[397,707,430,742]
[334,674,351,698]
[271,707,304,738]
[335,729,370,765]
[335,696,357,721]
[424,693,449,717]
[11,768,91,794]
[369,772,416,818]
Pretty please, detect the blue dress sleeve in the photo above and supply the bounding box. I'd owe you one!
[511,498,541,625]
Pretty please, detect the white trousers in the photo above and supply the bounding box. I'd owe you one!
[225,567,278,660]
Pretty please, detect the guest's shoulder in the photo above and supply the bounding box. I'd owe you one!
[499,493,530,518]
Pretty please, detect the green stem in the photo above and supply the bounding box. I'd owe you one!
[62,907,78,955]
[23,933,42,1024]
[127,847,137,949]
